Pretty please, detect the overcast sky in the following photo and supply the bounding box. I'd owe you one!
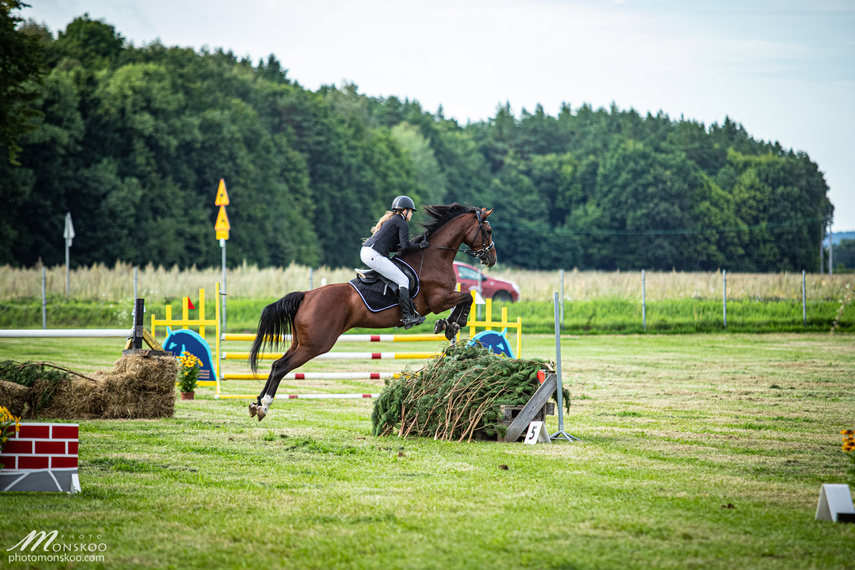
[23,0,855,233]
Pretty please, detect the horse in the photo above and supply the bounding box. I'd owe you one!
[247,203,498,420]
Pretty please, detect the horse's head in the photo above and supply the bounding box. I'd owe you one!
[464,208,497,268]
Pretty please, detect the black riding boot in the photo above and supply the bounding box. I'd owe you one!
[397,287,426,329]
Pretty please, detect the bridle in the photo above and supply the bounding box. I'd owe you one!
[435,210,495,261]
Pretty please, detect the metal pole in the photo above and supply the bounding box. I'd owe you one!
[723,270,727,330]
[829,228,833,275]
[819,224,824,274]
[802,270,807,326]
[559,269,565,327]
[41,267,46,329]
[221,239,227,332]
[65,242,70,297]
[642,269,646,331]
[134,266,138,302]
[551,291,580,442]
[63,211,74,297]
[133,298,145,350]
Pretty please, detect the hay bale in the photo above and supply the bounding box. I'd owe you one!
[93,352,177,419]
[11,353,178,420]
[26,377,101,420]
[0,380,30,418]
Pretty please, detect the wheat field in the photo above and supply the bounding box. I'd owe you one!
[0,261,851,302]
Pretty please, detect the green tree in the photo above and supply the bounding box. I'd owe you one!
[390,122,447,206]
[593,141,696,270]
[0,0,46,164]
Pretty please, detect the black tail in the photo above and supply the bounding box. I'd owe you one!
[249,291,305,374]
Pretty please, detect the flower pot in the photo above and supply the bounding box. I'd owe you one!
[180,392,195,401]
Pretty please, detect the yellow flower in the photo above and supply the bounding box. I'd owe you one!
[841,429,855,435]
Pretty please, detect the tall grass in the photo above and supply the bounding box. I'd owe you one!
[2,261,851,303]
[502,267,850,301]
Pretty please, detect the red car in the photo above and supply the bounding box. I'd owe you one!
[453,261,520,303]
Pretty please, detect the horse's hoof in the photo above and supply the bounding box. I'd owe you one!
[249,403,258,417]
[256,408,266,422]
[434,319,447,334]
[445,322,460,341]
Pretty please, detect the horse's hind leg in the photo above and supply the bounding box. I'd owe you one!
[248,349,294,419]
[250,344,326,421]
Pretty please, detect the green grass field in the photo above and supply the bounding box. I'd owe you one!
[1,333,853,568]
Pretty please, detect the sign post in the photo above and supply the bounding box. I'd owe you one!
[63,212,75,297]
[214,179,230,330]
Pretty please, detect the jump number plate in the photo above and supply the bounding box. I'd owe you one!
[524,421,550,444]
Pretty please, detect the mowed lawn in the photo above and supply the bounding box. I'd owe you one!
[0,333,853,569]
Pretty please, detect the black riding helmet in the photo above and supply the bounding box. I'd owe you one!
[391,195,416,211]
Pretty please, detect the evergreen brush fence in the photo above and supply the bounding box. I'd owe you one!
[1,264,852,333]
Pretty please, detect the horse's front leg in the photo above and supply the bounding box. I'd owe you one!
[431,291,473,341]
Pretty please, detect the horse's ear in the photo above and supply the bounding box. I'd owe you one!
[483,208,494,219]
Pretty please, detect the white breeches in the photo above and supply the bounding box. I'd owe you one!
[360,247,409,289]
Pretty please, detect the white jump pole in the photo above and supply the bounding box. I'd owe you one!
[0,329,133,338]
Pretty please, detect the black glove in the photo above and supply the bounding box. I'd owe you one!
[419,240,430,250]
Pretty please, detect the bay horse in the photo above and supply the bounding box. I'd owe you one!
[248,204,498,420]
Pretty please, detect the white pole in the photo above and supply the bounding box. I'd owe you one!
[642,269,646,331]
[134,266,138,302]
[41,266,46,329]
[829,228,833,275]
[723,270,727,329]
[559,269,565,327]
[802,270,807,326]
[65,245,70,297]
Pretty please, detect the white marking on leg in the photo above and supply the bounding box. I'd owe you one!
[261,394,273,413]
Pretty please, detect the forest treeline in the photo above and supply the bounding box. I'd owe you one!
[1,12,834,272]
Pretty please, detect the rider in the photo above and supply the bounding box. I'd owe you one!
[361,195,430,329]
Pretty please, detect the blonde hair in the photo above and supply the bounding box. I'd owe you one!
[370,211,398,235]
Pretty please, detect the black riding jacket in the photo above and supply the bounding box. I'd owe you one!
[363,214,421,257]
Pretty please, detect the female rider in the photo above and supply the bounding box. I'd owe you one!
[361,195,430,329]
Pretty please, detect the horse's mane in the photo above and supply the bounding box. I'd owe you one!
[419,203,477,239]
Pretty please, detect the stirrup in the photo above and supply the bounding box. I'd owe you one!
[402,314,426,329]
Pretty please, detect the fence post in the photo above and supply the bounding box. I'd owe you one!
[41,266,47,329]
[829,228,834,275]
[133,298,145,350]
[802,270,807,326]
[642,269,646,331]
[723,270,727,330]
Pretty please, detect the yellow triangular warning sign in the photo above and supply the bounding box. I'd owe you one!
[215,205,230,231]
[215,179,230,206]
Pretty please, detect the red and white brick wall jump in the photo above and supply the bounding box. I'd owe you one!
[1,423,80,493]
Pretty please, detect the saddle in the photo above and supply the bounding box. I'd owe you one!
[349,258,419,313]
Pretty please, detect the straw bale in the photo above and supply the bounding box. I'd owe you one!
[0,380,30,418]
[20,352,178,420]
